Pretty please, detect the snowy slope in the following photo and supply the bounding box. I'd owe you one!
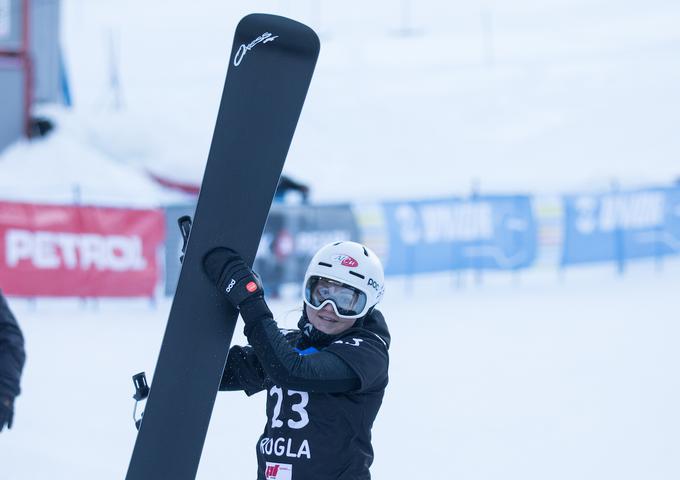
[0,108,191,207]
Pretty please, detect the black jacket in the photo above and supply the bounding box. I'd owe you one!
[0,290,26,400]
[221,301,390,480]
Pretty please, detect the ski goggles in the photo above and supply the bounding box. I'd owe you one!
[303,276,369,319]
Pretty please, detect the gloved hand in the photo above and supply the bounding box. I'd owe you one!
[203,247,263,309]
[0,396,14,432]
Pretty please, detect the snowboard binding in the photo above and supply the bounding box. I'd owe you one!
[131,217,191,432]
[178,215,192,263]
[131,372,150,430]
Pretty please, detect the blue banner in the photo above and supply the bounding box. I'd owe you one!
[379,196,537,275]
[561,187,680,265]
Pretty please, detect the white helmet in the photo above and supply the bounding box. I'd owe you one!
[303,241,385,319]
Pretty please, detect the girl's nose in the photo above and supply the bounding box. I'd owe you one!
[321,303,335,313]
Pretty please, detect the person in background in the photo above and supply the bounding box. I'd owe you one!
[274,174,310,203]
[0,290,26,432]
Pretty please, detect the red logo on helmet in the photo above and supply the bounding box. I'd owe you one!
[333,254,358,267]
[246,281,258,293]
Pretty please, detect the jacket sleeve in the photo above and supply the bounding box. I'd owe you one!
[0,291,26,399]
[219,345,267,396]
[239,299,361,393]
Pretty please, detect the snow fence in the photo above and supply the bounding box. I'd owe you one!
[1,183,680,297]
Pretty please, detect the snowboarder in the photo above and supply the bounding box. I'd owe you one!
[0,290,26,433]
[203,241,389,480]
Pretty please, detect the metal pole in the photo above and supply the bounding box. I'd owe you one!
[22,0,32,137]
[611,179,626,276]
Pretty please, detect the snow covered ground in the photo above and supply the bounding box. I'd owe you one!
[0,107,190,207]
[1,260,679,479]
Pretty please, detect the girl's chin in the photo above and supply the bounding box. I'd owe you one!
[316,319,340,330]
[312,316,354,334]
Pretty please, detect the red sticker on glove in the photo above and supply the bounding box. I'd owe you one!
[246,281,258,293]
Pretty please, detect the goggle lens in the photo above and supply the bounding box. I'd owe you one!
[304,276,367,318]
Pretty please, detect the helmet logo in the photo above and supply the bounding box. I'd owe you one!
[333,254,358,267]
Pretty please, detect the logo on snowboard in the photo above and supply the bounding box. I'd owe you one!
[234,32,278,66]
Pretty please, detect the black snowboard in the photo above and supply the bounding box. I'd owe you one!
[126,14,319,480]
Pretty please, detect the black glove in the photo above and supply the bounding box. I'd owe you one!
[203,247,264,309]
[0,396,14,432]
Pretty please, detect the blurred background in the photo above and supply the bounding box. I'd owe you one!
[0,0,679,479]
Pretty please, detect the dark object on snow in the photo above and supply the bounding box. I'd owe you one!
[0,290,26,433]
[29,116,54,138]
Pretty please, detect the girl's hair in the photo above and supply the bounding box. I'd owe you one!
[277,305,304,329]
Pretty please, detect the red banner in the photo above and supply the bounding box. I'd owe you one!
[0,202,165,297]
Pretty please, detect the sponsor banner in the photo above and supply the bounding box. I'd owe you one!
[379,196,537,274]
[0,201,164,296]
[561,187,680,265]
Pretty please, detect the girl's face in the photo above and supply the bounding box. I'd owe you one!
[305,303,357,335]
